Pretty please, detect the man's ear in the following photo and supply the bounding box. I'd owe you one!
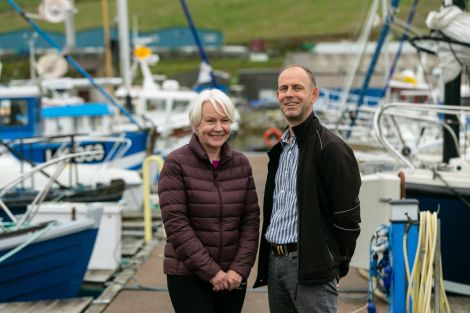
[311,87,320,103]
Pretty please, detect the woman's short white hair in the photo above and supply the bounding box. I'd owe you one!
[188,89,235,130]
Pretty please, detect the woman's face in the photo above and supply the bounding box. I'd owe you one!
[196,101,232,154]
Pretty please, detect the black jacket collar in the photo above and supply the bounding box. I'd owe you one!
[291,112,321,145]
[269,113,321,158]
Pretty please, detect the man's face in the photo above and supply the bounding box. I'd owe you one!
[276,67,319,126]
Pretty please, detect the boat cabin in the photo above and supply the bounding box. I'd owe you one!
[0,85,41,140]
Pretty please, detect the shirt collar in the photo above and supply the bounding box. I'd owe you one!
[280,129,296,147]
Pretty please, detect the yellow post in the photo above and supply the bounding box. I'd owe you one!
[142,155,165,243]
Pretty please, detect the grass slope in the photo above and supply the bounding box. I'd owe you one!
[0,0,440,44]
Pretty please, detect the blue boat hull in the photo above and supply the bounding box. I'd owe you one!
[10,129,150,170]
[0,227,98,302]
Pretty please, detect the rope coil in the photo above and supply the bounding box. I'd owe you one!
[404,211,451,313]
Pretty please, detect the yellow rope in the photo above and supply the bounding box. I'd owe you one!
[405,211,451,313]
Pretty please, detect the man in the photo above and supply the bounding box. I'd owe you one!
[253,65,361,313]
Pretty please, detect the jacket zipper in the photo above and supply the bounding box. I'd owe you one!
[323,228,335,262]
[327,246,334,262]
[214,170,223,263]
[296,149,301,280]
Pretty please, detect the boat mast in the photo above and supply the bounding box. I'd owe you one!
[5,0,142,128]
[101,0,114,77]
[179,0,219,89]
[443,0,466,163]
[347,0,401,138]
[28,34,37,80]
[65,0,76,49]
[117,0,133,112]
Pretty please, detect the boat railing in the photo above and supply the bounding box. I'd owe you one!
[87,135,132,185]
[317,87,382,110]
[6,133,132,186]
[60,134,132,173]
[373,102,470,169]
[91,135,132,165]
[0,150,102,230]
[314,88,384,140]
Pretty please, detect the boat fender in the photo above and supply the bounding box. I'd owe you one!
[263,127,283,148]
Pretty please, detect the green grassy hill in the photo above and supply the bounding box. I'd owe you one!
[0,1,442,82]
[0,0,440,44]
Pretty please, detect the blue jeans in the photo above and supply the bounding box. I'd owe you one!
[268,251,338,313]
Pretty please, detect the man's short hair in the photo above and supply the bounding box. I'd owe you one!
[280,64,317,88]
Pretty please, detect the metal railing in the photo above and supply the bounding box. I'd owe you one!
[373,102,470,169]
[0,150,102,230]
[142,155,165,243]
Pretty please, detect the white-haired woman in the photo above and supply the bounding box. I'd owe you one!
[158,89,260,313]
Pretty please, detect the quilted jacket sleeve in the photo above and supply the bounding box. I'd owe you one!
[158,154,221,281]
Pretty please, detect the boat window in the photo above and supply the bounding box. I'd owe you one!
[146,99,166,112]
[173,100,190,112]
[90,116,98,131]
[73,116,80,133]
[0,99,29,126]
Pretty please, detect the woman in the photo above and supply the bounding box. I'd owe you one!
[158,89,260,313]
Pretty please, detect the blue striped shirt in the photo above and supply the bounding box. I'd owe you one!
[265,129,299,244]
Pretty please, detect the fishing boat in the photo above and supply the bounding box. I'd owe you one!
[114,46,240,155]
[113,0,241,154]
[0,84,153,171]
[372,102,470,295]
[0,216,100,302]
[1,0,156,171]
[354,102,470,297]
[0,85,144,216]
[0,149,143,220]
[0,151,102,302]
[30,201,123,274]
[346,0,470,297]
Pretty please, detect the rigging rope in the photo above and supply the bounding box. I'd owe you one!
[380,0,420,98]
[347,0,400,139]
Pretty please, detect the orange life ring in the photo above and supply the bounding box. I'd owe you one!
[263,127,283,148]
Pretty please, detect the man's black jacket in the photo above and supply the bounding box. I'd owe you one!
[254,113,361,287]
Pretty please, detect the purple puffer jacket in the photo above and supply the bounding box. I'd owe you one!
[158,135,260,282]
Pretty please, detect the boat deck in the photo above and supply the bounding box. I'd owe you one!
[1,153,469,312]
